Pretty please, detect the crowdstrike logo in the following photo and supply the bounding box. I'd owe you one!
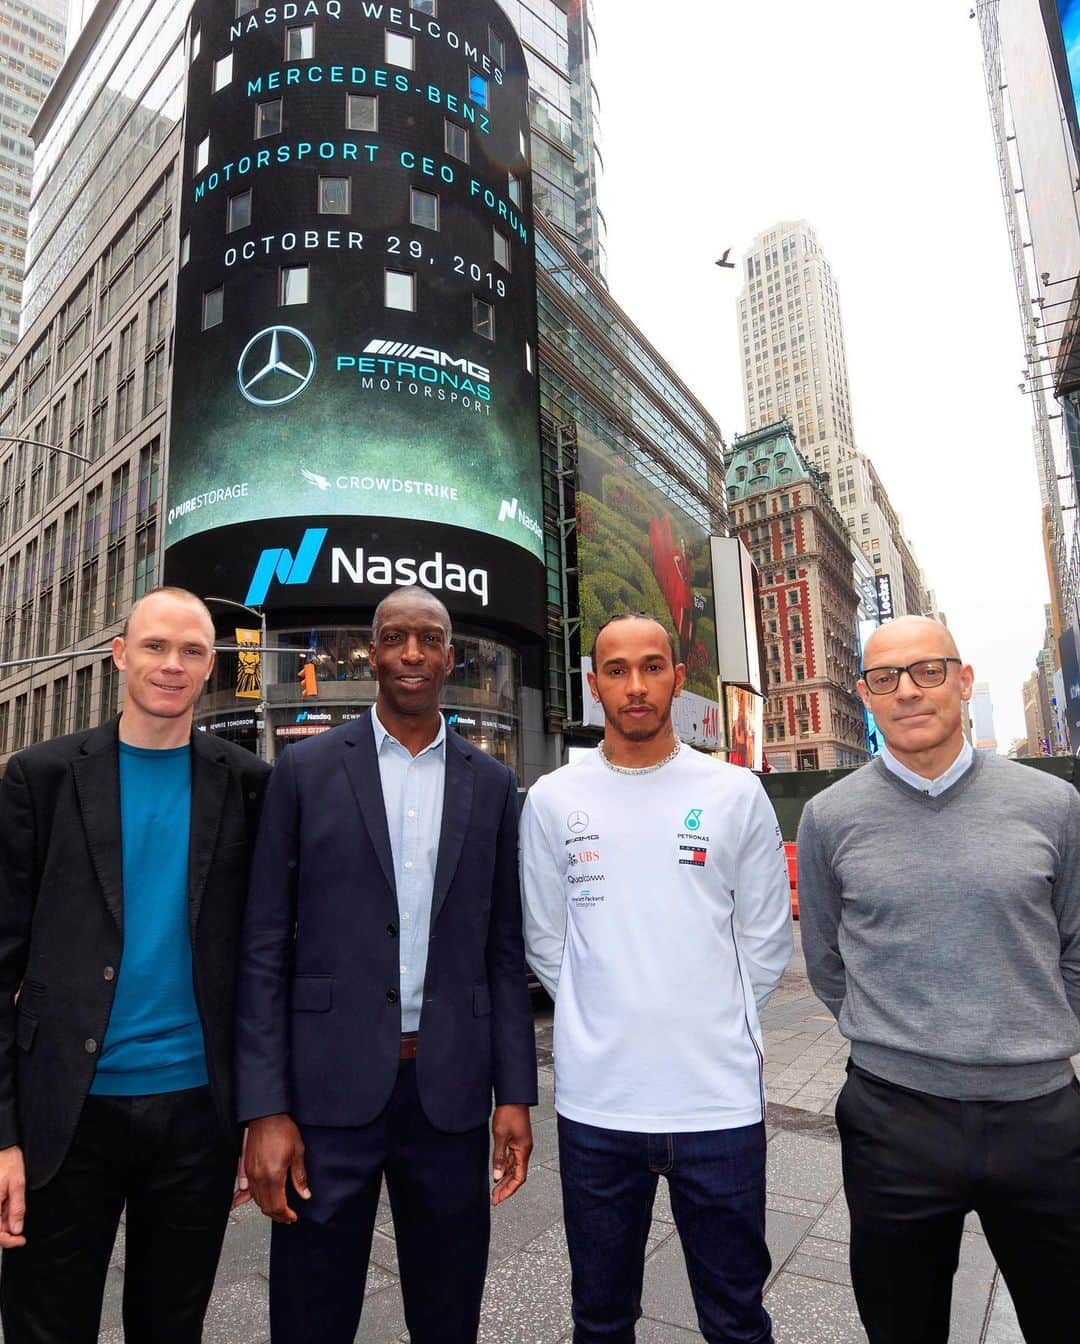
[245,528,328,606]
[362,339,490,383]
[238,327,317,406]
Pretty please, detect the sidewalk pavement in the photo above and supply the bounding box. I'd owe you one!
[81,928,1056,1343]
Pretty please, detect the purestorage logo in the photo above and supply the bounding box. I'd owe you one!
[245,528,327,606]
[243,528,490,606]
[498,498,543,542]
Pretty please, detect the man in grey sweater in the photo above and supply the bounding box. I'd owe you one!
[797,615,1080,1344]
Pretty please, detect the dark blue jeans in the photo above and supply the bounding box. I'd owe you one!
[558,1115,773,1344]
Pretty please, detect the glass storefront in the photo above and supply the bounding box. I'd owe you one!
[196,625,522,773]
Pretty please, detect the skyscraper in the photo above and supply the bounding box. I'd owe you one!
[0,0,66,359]
[738,218,931,616]
[737,220,855,487]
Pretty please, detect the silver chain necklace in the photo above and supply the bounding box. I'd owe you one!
[597,741,682,775]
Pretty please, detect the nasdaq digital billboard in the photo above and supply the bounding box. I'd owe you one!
[166,0,544,635]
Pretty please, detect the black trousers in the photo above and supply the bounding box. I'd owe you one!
[0,1086,238,1344]
[836,1063,1080,1343]
[269,1059,490,1344]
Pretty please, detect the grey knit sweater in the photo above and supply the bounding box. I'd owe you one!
[797,752,1080,1100]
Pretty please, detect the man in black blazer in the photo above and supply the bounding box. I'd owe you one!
[0,587,270,1343]
[237,584,537,1344]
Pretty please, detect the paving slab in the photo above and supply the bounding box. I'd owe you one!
[764,1272,866,1344]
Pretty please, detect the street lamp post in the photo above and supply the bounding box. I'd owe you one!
[203,595,268,761]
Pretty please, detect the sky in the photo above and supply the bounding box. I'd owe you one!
[588,0,1048,748]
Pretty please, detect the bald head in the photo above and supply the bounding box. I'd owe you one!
[371,586,451,644]
[862,616,959,670]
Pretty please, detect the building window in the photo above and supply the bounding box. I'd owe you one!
[227,190,252,233]
[133,517,157,599]
[73,666,92,732]
[493,229,510,271]
[100,658,119,722]
[255,99,283,138]
[795,665,805,681]
[319,177,350,213]
[469,69,489,108]
[472,297,494,340]
[144,284,170,414]
[385,269,416,311]
[104,542,125,626]
[411,0,436,12]
[194,136,210,174]
[410,188,439,231]
[386,31,414,68]
[445,120,468,163]
[279,265,309,305]
[525,340,534,375]
[202,287,224,330]
[51,676,68,739]
[213,53,233,91]
[89,350,111,461]
[237,0,258,14]
[489,25,505,66]
[347,94,377,131]
[191,27,200,61]
[179,232,190,268]
[285,24,314,59]
[12,695,27,752]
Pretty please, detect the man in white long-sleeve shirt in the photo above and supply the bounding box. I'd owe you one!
[520,613,792,1344]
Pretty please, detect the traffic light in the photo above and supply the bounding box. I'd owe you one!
[300,662,318,697]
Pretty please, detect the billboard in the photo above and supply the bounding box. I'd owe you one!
[575,427,721,748]
[710,536,764,694]
[1042,1,1080,159]
[725,686,763,771]
[1059,624,1080,753]
[166,0,544,636]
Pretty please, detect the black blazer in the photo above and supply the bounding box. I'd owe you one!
[235,711,538,1132]
[0,719,271,1188]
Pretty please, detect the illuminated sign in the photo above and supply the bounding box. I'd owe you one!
[166,0,544,635]
[1042,1,1080,159]
[874,574,894,622]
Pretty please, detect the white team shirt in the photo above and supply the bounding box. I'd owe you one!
[520,745,793,1132]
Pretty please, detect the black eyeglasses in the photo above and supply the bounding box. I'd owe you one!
[860,658,962,695]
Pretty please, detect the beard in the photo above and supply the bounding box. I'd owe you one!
[600,691,675,744]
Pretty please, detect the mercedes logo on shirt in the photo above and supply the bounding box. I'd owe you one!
[567,811,590,834]
[237,326,317,407]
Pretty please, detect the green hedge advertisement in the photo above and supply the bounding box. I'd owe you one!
[576,428,721,748]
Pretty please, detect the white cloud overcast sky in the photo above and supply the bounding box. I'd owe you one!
[588,0,1048,747]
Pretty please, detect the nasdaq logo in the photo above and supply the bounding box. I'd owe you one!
[245,528,328,606]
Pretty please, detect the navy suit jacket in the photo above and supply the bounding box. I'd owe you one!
[234,710,537,1132]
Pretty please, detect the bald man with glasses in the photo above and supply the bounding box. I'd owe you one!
[797,615,1080,1344]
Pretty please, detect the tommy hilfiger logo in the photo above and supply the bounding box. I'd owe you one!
[678,845,707,867]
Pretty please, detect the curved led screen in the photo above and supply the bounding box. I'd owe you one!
[166,0,544,634]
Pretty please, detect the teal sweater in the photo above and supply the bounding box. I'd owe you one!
[797,752,1080,1101]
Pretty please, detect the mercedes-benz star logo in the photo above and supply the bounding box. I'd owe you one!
[237,326,317,407]
[567,811,589,834]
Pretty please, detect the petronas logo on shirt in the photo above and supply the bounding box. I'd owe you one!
[684,808,704,831]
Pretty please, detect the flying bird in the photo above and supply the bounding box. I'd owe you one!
[715,249,735,269]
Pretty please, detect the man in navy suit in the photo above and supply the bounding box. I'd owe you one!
[236,585,537,1344]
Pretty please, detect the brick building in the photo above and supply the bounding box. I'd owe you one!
[726,420,868,772]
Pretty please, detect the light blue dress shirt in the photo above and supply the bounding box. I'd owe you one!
[371,707,446,1033]
[880,739,974,797]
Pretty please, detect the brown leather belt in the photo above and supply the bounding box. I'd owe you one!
[400,1033,419,1060]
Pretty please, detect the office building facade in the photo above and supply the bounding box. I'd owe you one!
[977,0,1080,741]
[0,0,66,359]
[726,420,867,772]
